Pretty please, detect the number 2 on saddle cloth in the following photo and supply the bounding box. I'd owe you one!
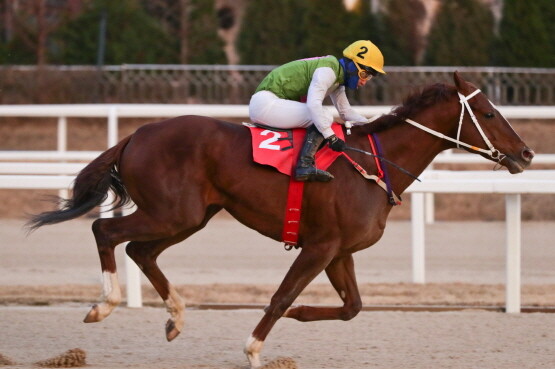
[248,123,344,177]
[245,122,399,250]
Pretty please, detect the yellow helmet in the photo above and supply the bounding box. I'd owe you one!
[343,40,386,74]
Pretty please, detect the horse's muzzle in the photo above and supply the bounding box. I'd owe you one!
[502,146,535,174]
[521,147,535,163]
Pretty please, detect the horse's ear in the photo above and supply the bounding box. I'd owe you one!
[453,71,469,93]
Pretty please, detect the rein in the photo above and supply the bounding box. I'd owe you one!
[404,89,505,162]
[344,146,420,182]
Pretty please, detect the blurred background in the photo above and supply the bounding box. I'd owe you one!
[0,0,554,105]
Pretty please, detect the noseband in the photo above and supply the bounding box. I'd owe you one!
[404,89,505,163]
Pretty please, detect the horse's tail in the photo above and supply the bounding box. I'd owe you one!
[27,135,133,231]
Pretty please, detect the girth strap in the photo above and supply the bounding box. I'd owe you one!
[281,128,305,250]
[282,177,304,250]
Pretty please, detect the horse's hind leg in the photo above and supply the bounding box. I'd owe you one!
[125,234,191,342]
[283,254,362,322]
[84,210,185,323]
[126,207,221,341]
[83,217,125,323]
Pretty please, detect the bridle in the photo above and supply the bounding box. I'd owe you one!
[404,89,506,163]
[343,88,508,191]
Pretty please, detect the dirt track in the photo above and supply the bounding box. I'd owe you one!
[1,216,555,368]
[2,306,555,369]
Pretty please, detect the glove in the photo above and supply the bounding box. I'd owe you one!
[327,134,346,152]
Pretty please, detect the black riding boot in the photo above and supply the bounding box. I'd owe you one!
[294,125,334,182]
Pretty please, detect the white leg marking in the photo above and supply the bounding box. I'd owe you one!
[88,272,121,321]
[103,272,122,303]
[164,285,186,332]
[244,334,264,368]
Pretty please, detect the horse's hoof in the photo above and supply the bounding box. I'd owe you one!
[245,335,263,368]
[165,319,181,342]
[245,352,261,369]
[83,304,102,323]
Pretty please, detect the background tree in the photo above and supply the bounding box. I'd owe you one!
[493,0,555,67]
[237,0,306,64]
[379,0,426,65]
[52,0,178,64]
[348,0,382,45]
[138,0,227,64]
[424,0,494,66]
[0,0,71,65]
[301,0,353,57]
[181,0,227,64]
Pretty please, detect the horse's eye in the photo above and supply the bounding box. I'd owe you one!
[484,112,495,119]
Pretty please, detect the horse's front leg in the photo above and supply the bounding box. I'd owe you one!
[83,218,124,323]
[244,246,335,368]
[284,254,362,321]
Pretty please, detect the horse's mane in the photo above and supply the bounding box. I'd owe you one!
[368,83,457,133]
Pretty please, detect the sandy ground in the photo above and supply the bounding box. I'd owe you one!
[1,306,555,369]
[1,215,555,368]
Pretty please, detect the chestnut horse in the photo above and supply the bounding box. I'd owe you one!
[29,72,534,368]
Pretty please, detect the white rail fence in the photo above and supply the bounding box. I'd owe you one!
[1,103,555,154]
[407,170,555,313]
[2,104,555,313]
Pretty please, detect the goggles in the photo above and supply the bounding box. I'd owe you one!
[354,62,378,80]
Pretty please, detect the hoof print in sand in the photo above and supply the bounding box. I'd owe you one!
[0,353,17,366]
[260,356,299,369]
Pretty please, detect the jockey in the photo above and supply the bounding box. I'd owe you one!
[249,40,386,182]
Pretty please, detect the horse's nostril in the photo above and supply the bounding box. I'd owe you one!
[521,148,535,162]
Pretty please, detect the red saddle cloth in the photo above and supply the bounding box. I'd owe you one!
[247,123,345,249]
[248,123,345,175]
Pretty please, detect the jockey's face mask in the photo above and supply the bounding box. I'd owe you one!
[340,58,362,90]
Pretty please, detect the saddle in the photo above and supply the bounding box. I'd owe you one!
[245,122,345,176]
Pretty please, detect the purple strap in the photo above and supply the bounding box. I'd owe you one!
[371,133,398,206]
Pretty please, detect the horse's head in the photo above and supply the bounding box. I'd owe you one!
[452,71,535,173]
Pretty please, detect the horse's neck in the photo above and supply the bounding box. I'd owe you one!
[375,118,453,194]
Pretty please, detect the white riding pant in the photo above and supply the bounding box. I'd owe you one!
[249,90,333,131]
